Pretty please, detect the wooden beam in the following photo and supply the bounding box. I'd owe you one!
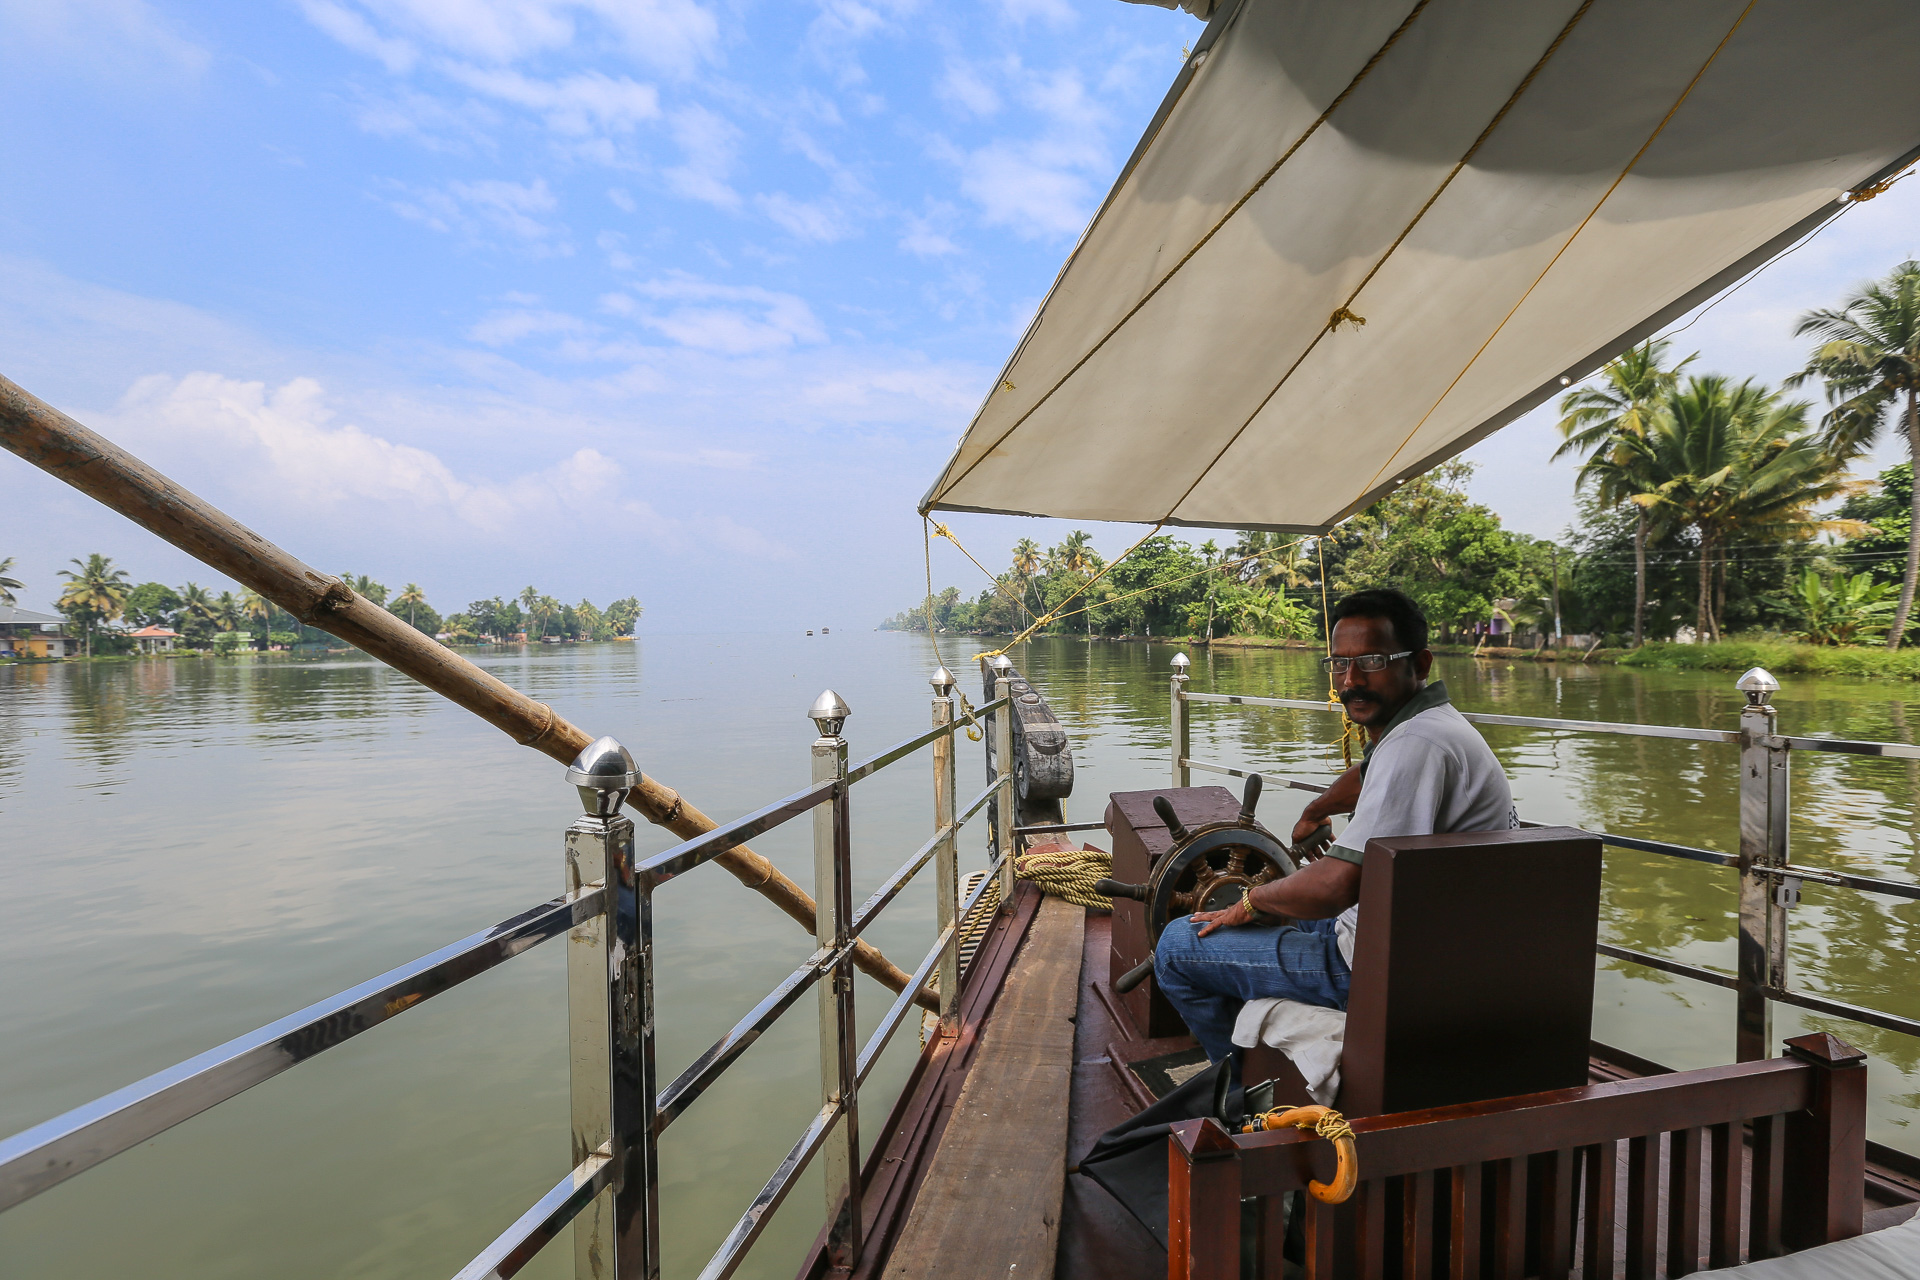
[0,372,934,1009]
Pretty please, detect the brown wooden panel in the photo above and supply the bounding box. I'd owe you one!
[1402,1169,1434,1280]
[1749,1113,1785,1261]
[1104,787,1240,1039]
[1234,1058,1812,1197]
[880,895,1083,1280]
[1356,1180,1389,1280]
[1709,1122,1741,1269]
[1167,1120,1241,1280]
[1536,1147,1576,1278]
[1448,1164,1481,1280]
[1305,1196,1338,1278]
[1667,1126,1704,1277]
[1490,1157,1527,1280]
[1582,1141,1617,1280]
[1781,1032,1868,1252]
[1251,1193,1287,1280]
[1342,827,1601,1119]
[1625,1134,1659,1280]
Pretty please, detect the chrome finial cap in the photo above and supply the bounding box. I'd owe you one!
[810,689,851,738]
[989,654,1013,674]
[567,736,638,816]
[931,666,955,694]
[1171,652,1191,676]
[1737,667,1780,706]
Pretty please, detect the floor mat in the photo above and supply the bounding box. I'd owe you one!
[1126,1045,1212,1100]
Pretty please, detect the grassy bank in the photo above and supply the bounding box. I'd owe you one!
[1616,640,1920,681]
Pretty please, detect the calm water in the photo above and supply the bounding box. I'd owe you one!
[3,634,1918,1278]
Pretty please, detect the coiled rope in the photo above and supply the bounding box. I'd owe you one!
[1014,846,1114,909]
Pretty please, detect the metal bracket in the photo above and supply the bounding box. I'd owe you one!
[1774,874,1802,909]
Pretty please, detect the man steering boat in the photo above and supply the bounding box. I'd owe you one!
[1152,588,1518,1067]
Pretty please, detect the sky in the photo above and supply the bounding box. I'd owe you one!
[2,0,1917,633]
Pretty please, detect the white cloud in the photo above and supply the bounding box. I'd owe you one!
[662,105,743,210]
[943,67,1111,239]
[300,0,417,72]
[632,276,826,354]
[310,0,718,75]
[467,307,593,346]
[109,372,662,538]
[899,204,959,257]
[441,65,659,135]
[607,187,637,212]
[386,177,569,252]
[0,0,210,80]
[757,192,854,243]
[354,87,499,151]
[937,61,1000,117]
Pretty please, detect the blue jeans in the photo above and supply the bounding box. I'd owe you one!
[1152,917,1350,1066]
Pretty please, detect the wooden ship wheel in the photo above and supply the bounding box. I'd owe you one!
[1097,774,1300,990]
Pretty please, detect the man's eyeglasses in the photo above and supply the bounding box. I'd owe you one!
[1319,651,1411,675]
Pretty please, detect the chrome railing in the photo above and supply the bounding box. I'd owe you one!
[0,672,1020,1280]
[1169,659,1920,1056]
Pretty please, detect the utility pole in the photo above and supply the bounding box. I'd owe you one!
[1550,546,1564,650]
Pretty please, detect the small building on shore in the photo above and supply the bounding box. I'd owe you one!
[127,625,182,653]
[0,607,78,658]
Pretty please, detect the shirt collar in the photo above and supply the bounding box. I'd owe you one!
[1363,679,1451,757]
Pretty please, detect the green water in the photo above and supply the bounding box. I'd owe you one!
[2,634,1916,1278]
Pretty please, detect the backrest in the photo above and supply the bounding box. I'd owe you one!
[1339,826,1603,1118]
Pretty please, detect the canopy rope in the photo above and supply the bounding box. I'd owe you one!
[1348,0,1760,516]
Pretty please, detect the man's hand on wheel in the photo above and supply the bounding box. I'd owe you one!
[1191,901,1255,937]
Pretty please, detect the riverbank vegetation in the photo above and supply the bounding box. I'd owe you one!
[2,558,640,658]
[884,259,1920,674]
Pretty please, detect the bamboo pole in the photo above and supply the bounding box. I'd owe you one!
[0,373,936,1011]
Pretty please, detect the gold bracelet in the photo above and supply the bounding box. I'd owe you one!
[1241,886,1256,916]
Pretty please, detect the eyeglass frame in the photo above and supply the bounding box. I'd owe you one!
[1318,650,1413,675]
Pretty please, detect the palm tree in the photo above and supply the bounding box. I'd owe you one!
[179,582,217,631]
[394,582,427,630]
[1198,539,1220,641]
[56,554,132,658]
[1058,531,1100,638]
[241,588,273,650]
[343,573,389,606]
[1556,340,1693,645]
[0,557,22,607]
[212,591,245,633]
[1788,260,1920,647]
[1629,377,1856,642]
[520,586,541,639]
[1010,538,1042,624]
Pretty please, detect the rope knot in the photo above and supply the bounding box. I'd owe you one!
[1328,306,1368,332]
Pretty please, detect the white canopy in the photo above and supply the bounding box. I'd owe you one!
[922,0,1920,532]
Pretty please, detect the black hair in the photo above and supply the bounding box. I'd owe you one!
[1328,588,1428,655]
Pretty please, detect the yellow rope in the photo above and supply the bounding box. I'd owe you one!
[923,517,984,741]
[1242,1105,1359,1204]
[1014,847,1114,909]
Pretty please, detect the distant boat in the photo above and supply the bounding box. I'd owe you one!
[822,627,830,634]
[806,630,814,636]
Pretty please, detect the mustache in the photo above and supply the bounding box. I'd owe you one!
[1338,690,1381,707]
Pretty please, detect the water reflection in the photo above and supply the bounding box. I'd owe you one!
[3,636,1920,1277]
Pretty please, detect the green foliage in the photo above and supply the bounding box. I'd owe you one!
[0,556,21,607]
[125,582,183,629]
[1620,640,1920,680]
[604,596,643,637]
[1788,569,1896,645]
[57,554,133,658]
[210,630,251,655]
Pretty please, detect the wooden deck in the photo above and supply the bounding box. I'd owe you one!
[801,898,1920,1280]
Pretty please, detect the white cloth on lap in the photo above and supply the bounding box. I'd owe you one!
[1232,998,1345,1106]
[1690,1209,1920,1277]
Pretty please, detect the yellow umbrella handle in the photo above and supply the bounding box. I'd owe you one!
[1243,1104,1358,1204]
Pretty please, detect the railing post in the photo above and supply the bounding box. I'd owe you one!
[1781,1031,1867,1251]
[564,737,653,1280]
[809,690,862,1269]
[1167,1119,1241,1280]
[1170,652,1191,788]
[931,666,961,1035]
[993,663,1017,905]
[1736,668,1788,1063]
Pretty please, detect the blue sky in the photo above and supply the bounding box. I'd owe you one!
[4,0,1918,632]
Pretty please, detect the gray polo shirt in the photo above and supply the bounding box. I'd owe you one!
[1321,680,1516,964]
